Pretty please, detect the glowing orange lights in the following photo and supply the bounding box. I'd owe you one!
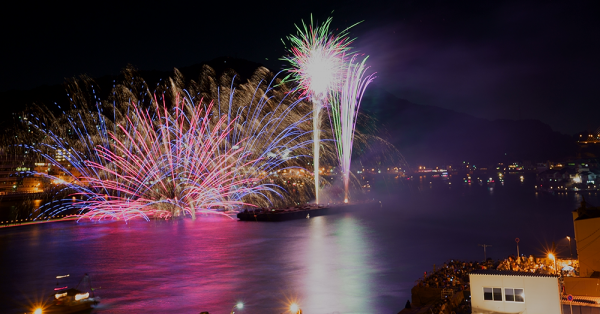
[289,303,300,314]
[548,252,558,274]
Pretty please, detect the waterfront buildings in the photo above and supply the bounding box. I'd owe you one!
[0,157,45,194]
[0,151,81,195]
[535,161,600,192]
[0,159,23,194]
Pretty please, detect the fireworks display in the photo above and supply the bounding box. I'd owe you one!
[22,67,330,221]
[281,16,356,96]
[71,100,269,220]
[282,16,357,204]
[1,14,384,222]
[330,55,376,203]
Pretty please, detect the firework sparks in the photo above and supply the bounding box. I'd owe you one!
[26,68,320,222]
[35,98,270,221]
[330,55,376,203]
[282,15,357,204]
[81,99,270,221]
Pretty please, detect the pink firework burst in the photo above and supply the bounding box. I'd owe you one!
[74,95,269,221]
[282,15,358,99]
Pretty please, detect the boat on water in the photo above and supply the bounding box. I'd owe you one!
[236,201,376,222]
[46,288,99,313]
[237,204,331,221]
[30,274,100,314]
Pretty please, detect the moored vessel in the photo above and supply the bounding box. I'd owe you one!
[30,274,100,314]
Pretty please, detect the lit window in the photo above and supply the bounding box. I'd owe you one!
[483,287,502,301]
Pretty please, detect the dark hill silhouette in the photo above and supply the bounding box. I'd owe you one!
[361,87,576,165]
[0,56,262,123]
[0,57,577,165]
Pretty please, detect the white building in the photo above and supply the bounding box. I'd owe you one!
[470,269,561,314]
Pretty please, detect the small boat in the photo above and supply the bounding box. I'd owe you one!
[31,274,100,314]
[46,287,99,313]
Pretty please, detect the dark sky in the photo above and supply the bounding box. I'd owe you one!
[2,0,598,134]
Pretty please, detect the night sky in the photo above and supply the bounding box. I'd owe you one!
[2,0,598,134]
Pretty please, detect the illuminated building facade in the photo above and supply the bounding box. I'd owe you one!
[469,270,561,314]
[0,159,22,194]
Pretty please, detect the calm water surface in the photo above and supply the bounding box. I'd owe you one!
[0,174,597,313]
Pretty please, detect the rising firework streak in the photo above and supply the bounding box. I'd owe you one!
[330,55,376,203]
[282,15,358,204]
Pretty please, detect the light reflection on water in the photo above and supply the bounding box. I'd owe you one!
[305,216,331,311]
[299,215,373,313]
[1,176,599,313]
[336,216,372,312]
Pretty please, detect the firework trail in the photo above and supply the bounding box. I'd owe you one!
[282,16,357,204]
[330,55,376,203]
[175,66,323,206]
[29,97,269,221]
[25,68,318,222]
[81,98,274,221]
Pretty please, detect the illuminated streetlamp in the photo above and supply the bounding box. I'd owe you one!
[230,302,243,314]
[33,308,42,314]
[289,303,302,314]
[566,236,573,259]
[548,253,557,274]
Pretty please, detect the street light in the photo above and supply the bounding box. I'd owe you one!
[230,302,243,314]
[289,303,302,314]
[566,236,573,259]
[548,253,557,274]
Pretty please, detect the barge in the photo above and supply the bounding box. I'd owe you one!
[237,203,367,222]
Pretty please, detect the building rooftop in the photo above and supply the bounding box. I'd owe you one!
[574,199,600,221]
[470,269,559,278]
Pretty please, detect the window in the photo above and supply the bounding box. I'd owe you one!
[484,288,492,300]
[483,287,502,301]
[505,288,524,302]
[505,288,515,301]
[514,289,524,302]
[493,288,502,301]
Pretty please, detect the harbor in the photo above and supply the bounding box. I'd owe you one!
[0,174,590,313]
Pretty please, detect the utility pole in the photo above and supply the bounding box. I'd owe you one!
[479,244,492,261]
